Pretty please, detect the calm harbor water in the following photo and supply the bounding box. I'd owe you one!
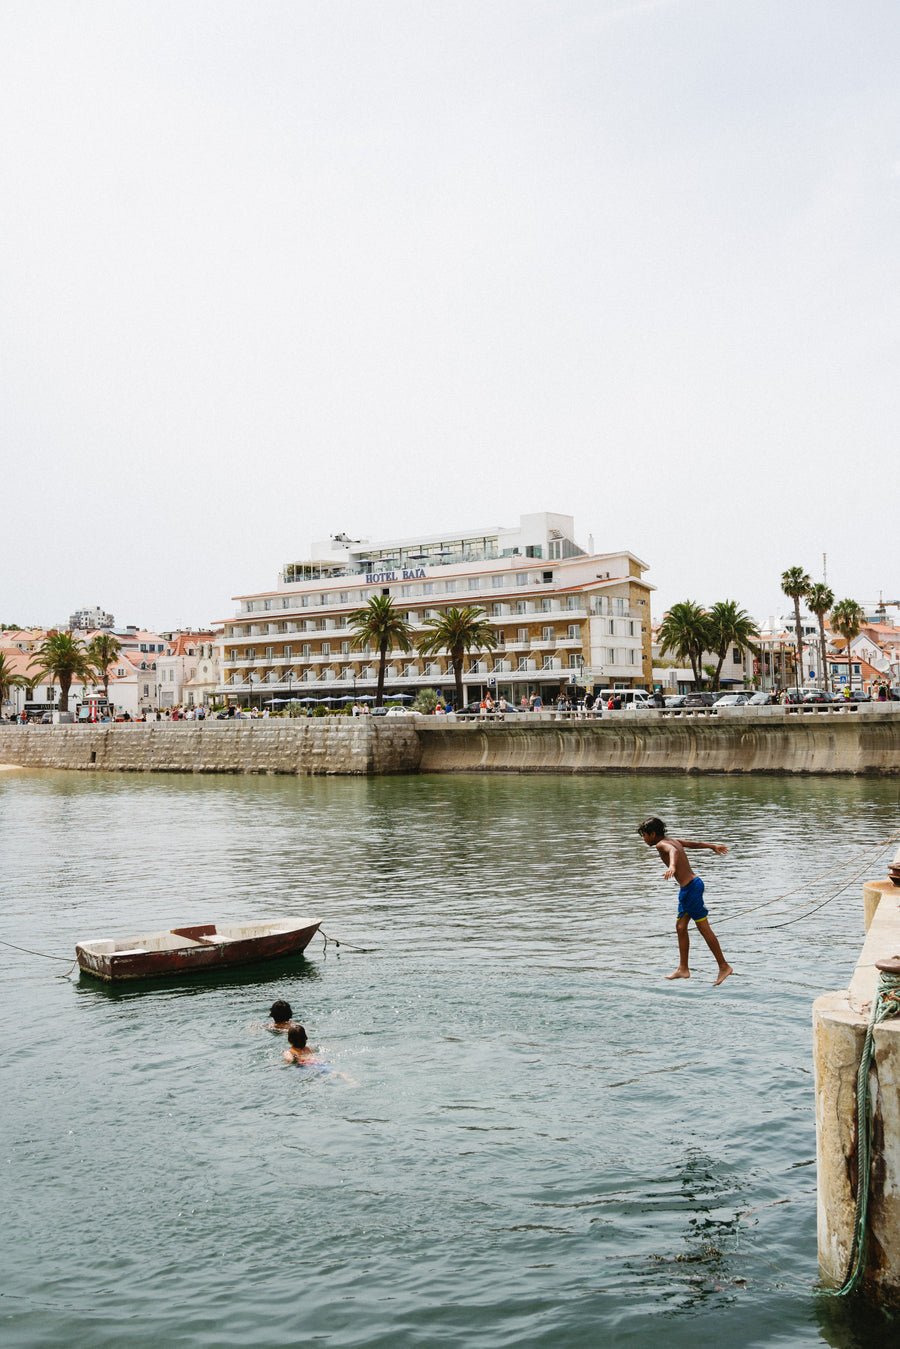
[2,768,899,1348]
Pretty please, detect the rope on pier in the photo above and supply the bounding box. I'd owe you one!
[825,967,900,1298]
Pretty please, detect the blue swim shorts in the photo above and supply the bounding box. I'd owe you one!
[677,876,709,923]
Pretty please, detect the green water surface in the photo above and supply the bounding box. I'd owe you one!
[1,769,898,1348]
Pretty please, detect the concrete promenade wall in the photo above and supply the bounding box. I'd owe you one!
[1,705,899,776]
[0,720,422,776]
[418,706,900,775]
[814,861,900,1304]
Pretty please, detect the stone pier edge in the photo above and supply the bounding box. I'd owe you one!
[2,710,900,776]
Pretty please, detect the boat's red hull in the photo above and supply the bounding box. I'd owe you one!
[76,921,321,982]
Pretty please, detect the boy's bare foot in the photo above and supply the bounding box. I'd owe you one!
[666,968,690,980]
[713,965,733,986]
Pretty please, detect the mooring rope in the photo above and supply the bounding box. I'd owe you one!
[0,936,73,961]
[824,967,900,1298]
[320,929,377,953]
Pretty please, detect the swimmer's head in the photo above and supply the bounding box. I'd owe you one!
[637,817,666,843]
[270,1000,293,1022]
[287,1025,307,1049]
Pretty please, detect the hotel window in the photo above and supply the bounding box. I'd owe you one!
[265,647,274,660]
[615,598,625,613]
[542,626,554,642]
[516,601,527,614]
[540,598,552,612]
[301,644,311,658]
[606,648,615,664]
[246,602,254,612]
[401,585,411,597]
[282,597,290,608]
[424,583,434,594]
[341,641,350,655]
[517,628,529,644]
[264,600,272,610]
[517,573,528,586]
[469,578,480,590]
[247,648,256,660]
[284,646,292,660]
[339,592,349,603]
[492,575,503,589]
[301,596,309,607]
[732,648,740,663]
[321,642,330,657]
[542,570,553,583]
[568,655,579,669]
[518,658,529,671]
[492,603,502,616]
[568,625,579,640]
[494,631,504,646]
[446,579,456,593]
[319,593,330,605]
[566,596,579,611]
[628,621,635,636]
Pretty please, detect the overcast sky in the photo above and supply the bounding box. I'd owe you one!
[4,1,899,633]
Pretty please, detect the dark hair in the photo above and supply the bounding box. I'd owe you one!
[269,1000,292,1022]
[287,1025,307,1049]
[637,817,666,839]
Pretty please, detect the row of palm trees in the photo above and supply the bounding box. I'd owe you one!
[656,600,759,690]
[780,568,867,690]
[347,597,496,709]
[0,631,123,714]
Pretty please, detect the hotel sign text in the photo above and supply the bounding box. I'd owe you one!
[365,567,427,584]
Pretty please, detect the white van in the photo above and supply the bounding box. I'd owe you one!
[596,689,653,709]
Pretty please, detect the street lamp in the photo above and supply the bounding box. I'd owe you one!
[286,668,293,717]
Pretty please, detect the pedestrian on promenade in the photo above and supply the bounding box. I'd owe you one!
[637,817,733,986]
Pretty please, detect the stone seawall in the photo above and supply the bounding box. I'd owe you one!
[2,708,899,776]
[0,721,422,776]
[417,708,900,775]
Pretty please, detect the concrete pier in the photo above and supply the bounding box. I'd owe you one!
[1,704,900,776]
[814,850,900,1304]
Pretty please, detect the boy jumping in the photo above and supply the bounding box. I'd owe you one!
[637,817,733,986]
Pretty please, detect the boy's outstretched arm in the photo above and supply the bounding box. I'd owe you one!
[677,839,728,855]
[655,839,680,879]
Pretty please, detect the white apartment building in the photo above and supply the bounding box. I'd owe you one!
[218,513,653,707]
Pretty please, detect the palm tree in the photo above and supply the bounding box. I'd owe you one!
[805,583,834,690]
[27,630,93,713]
[347,595,413,707]
[830,598,866,692]
[417,606,498,711]
[656,601,712,690]
[780,566,811,691]
[0,651,28,713]
[706,601,759,691]
[87,632,123,710]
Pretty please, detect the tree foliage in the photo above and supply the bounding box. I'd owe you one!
[27,630,93,712]
[0,652,28,708]
[656,601,712,689]
[805,583,834,689]
[706,601,759,690]
[830,598,866,688]
[87,632,123,708]
[347,595,413,707]
[780,566,812,688]
[417,605,498,710]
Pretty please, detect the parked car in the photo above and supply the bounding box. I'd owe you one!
[712,693,751,709]
[682,692,716,707]
[747,691,774,706]
[664,694,688,708]
[782,689,805,705]
[848,689,872,702]
[800,689,831,704]
[40,712,54,724]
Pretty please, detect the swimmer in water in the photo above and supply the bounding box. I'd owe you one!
[268,1000,301,1032]
[637,816,734,986]
[282,1025,323,1065]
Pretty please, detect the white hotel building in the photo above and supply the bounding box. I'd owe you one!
[218,512,653,706]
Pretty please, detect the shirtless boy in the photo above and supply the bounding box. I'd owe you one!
[282,1025,322,1065]
[637,817,733,986]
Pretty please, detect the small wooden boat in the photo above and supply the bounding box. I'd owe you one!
[75,919,321,982]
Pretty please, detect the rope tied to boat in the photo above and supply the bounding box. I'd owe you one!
[319,929,376,953]
[826,965,900,1298]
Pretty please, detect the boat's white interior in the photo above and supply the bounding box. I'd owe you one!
[79,922,314,957]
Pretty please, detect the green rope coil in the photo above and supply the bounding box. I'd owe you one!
[826,967,900,1298]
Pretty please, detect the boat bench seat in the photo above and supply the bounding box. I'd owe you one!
[112,948,148,957]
